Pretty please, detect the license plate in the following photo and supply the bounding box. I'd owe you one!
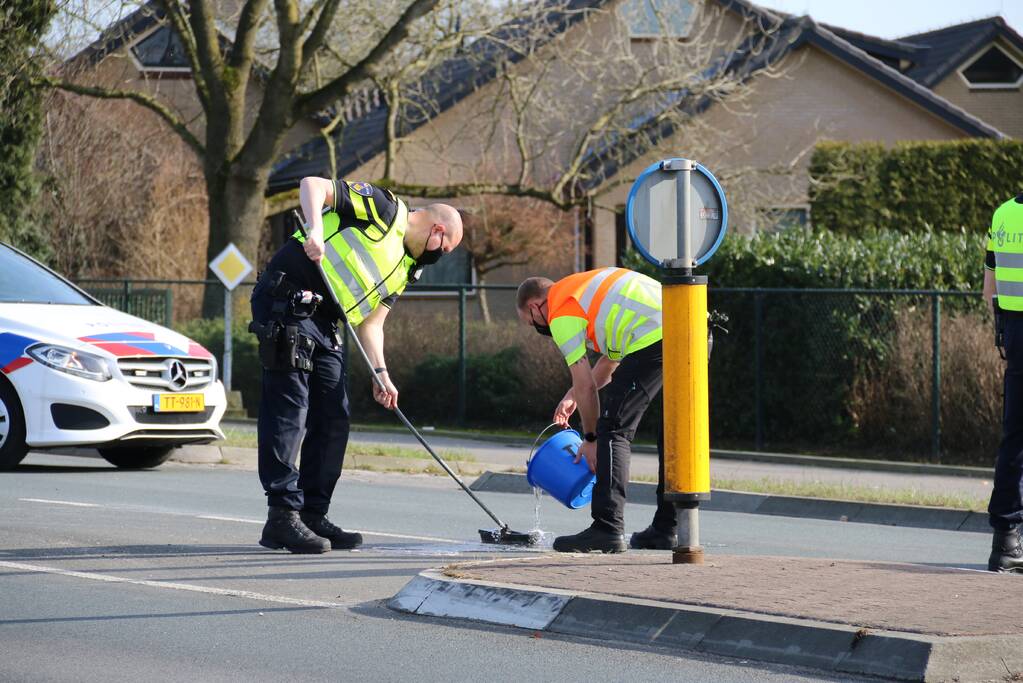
[152,393,205,413]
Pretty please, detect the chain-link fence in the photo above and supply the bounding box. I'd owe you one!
[77,278,1000,465]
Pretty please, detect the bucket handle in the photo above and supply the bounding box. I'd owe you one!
[526,422,566,468]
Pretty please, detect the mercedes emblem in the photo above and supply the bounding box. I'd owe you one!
[166,360,188,391]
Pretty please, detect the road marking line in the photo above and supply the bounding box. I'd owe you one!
[197,515,261,524]
[353,530,461,544]
[19,498,99,507]
[0,560,352,609]
[22,500,464,545]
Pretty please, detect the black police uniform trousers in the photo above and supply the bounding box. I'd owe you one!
[251,240,350,515]
[590,340,677,535]
[989,315,1023,530]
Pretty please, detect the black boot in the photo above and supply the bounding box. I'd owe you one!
[989,527,1023,573]
[259,507,331,554]
[552,525,626,553]
[630,525,677,550]
[300,512,363,550]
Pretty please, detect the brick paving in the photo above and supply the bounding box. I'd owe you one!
[449,553,1023,636]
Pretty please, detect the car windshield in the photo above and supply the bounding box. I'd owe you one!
[0,245,93,305]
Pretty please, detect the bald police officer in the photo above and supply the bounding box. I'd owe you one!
[251,177,462,553]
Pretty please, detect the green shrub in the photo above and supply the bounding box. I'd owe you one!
[175,317,261,415]
[808,139,1023,235]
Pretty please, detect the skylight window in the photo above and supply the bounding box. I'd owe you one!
[130,25,190,72]
[960,44,1023,89]
[621,0,694,39]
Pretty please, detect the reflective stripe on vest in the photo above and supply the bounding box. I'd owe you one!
[294,199,411,325]
[989,198,1023,312]
[552,267,663,360]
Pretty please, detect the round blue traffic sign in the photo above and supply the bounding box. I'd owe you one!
[626,158,728,268]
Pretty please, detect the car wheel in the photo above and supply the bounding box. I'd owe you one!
[98,446,176,469]
[0,380,29,470]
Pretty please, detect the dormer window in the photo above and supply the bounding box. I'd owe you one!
[960,44,1023,89]
[621,0,694,39]
[130,25,190,73]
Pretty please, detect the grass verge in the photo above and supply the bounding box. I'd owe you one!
[629,474,987,511]
[220,428,475,462]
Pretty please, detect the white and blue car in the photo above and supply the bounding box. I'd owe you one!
[0,242,226,469]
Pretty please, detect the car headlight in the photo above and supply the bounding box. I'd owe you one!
[27,344,112,382]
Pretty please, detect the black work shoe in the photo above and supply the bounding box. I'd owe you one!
[300,512,363,550]
[988,527,1023,573]
[259,507,331,554]
[630,525,678,550]
[553,525,627,553]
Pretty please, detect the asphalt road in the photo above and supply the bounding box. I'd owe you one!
[0,452,992,682]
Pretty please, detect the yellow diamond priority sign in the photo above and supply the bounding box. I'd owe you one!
[209,243,253,291]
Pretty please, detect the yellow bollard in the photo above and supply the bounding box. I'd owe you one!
[661,273,710,564]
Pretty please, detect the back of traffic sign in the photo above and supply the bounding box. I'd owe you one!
[626,158,728,269]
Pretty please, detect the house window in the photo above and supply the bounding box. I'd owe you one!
[960,44,1023,89]
[759,207,809,232]
[620,0,694,39]
[130,25,190,72]
[406,245,475,296]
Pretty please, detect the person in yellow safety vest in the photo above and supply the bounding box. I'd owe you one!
[250,176,462,554]
[517,267,677,553]
[985,192,1023,573]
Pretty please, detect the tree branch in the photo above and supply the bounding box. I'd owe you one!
[294,0,440,118]
[228,0,271,71]
[31,76,205,160]
[300,0,341,68]
[184,0,227,109]
[155,0,211,110]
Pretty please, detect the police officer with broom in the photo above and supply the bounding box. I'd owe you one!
[250,177,462,553]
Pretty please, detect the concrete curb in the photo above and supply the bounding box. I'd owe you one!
[389,569,1023,682]
[470,471,991,534]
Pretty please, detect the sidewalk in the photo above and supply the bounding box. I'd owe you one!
[390,553,1023,682]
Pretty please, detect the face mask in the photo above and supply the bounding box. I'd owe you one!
[530,302,551,336]
[417,229,443,266]
[417,244,443,266]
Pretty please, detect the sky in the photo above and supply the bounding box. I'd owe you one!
[754,0,1022,39]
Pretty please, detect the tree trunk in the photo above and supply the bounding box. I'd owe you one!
[200,164,269,318]
[477,272,492,325]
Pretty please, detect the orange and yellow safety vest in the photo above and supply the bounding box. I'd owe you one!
[548,267,662,365]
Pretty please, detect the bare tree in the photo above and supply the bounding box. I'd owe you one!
[268,1,794,215]
[461,195,573,322]
[36,89,209,313]
[32,0,794,310]
[363,1,792,209]
[36,0,447,313]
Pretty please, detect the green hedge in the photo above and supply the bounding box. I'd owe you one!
[626,226,984,291]
[808,139,1023,236]
[174,317,262,414]
[624,228,987,457]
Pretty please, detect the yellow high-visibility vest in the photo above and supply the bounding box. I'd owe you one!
[988,197,1023,312]
[294,188,413,326]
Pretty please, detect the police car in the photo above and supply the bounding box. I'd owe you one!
[0,242,226,470]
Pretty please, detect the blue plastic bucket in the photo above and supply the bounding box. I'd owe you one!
[526,429,595,509]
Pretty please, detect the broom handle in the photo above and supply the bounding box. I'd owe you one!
[296,220,507,530]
